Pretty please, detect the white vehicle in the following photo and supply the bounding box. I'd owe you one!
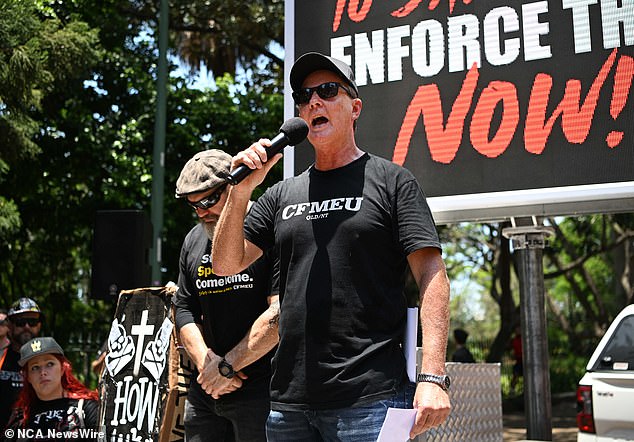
[577,303,634,441]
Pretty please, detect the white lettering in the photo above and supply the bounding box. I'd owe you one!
[329,198,344,210]
[344,197,363,211]
[412,20,445,77]
[294,203,311,216]
[562,0,597,53]
[330,2,565,81]
[109,427,146,442]
[282,204,296,220]
[109,376,160,433]
[196,273,253,289]
[110,375,131,425]
[306,213,330,220]
[330,36,353,67]
[309,200,330,213]
[387,25,410,82]
[601,0,634,49]
[126,381,140,423]
[522,1,552,61]
[282,198,363,220]
[448,14,481,72]
[355,30,385,86]
[484,7,521,66]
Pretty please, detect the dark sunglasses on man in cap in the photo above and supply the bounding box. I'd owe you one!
[187,184,227,210]
[12,318,41,327]
[292,82,355,105]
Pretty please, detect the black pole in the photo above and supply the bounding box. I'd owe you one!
[151,0,168,285]
[503,218,554,441]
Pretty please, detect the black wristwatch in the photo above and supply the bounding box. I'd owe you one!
[218,358,235,379]
[417,373,450,391]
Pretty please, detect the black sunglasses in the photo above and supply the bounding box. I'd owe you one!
[187,185,227,210]
[0,319,7,326]
[292,82,354,105]
[13,318,41,327]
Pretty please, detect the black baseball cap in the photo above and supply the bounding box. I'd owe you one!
[290,52,359,97]
[19,337,64,366]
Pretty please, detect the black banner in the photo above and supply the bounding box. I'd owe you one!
[99,287,176,442]
[289,0,634,221]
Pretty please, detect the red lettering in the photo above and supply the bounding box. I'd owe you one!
[392,0,426,17]
[607,55,634,148]
[392,50,629,167]
[333,0,372,32]
[334,0,477,30]
[470,81,519,158]
[392,64,479,165]
[391,0,474,17]
[525,49,617,154]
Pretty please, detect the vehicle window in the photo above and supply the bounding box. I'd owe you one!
[592,315,634,371]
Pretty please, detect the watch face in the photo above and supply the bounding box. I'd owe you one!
[219,360,235,378]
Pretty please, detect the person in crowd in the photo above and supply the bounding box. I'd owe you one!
[3,337,99,441]
[0,298,43,430]
[211,52,451,441]
[510,324,523,394]
[173,149,280,442]
[451,328,476,363]
[0,309,9,360]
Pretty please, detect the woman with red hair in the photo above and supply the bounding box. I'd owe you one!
[3,337,100,441]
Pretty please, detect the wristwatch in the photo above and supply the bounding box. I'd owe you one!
[218,358,235,379]
[417,373,451,391]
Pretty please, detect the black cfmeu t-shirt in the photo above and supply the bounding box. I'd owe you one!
[0,348,23,430]
[244,153,441,410]
[5,398,99,442]
[173,223,278,394]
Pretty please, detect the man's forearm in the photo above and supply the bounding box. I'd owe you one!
[419,268,450,374]
[211,186,252,275]
[224,296,280,371]
[179,322,214,372]
[408,248,451,375]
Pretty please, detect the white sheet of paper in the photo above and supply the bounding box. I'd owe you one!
[404,307,418,382]
[377,407,417,442]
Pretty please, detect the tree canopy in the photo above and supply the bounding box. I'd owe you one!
[0,0,284,383]
[0,0,632,393]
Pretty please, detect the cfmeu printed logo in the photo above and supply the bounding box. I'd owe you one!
[282,197,363,220]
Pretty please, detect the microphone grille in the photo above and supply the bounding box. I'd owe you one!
[280,117,309,145]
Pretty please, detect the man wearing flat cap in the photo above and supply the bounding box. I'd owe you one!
[212,52,451,440]
[0,297,43,430]
[172,149,279,442]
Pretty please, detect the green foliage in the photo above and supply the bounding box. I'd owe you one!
[0,0,284,368]
[2,0,631,401]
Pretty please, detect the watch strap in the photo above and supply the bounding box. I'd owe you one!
[417,373,450,391]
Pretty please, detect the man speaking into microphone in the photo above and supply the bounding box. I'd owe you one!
[212,52,451,441]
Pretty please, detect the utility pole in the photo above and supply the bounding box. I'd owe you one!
[151,0,168,285]
[503,216,555,441]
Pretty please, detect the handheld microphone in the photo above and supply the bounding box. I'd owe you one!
[225,117,309,185]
